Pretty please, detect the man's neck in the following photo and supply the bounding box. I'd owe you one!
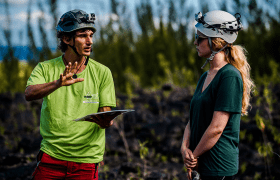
[63,50,88,75]
[63,50,84,64]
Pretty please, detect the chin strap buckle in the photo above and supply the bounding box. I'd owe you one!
[201,53,215,69]
[201,43,229,69]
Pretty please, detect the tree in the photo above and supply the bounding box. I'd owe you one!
[1,0,20,92]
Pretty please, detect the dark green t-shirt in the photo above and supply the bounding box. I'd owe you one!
[189,64,243,176]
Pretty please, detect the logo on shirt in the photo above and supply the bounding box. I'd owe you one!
[83,92,99,103]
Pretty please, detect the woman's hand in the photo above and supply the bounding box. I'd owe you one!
[187,168,192,180]
[181,148,198,169]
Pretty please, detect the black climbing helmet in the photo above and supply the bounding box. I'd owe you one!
[57,9,96,33]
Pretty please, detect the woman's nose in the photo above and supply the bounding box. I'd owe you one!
[194,39,198,46]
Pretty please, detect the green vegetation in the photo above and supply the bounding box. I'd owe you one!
[139,140,149,177]
[1,0,280,178]
[1,0,279,94]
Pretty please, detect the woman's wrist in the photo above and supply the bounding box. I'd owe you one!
[193,151,199,159]
[181,144,189,153]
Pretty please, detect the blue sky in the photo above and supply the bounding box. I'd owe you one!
[0,0,277,49]
[0,0,120,47]
[0,0,210,48]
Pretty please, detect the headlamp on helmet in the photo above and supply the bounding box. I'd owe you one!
[77,13,96,24]
[56,9,96,33]
[87,13,96,23]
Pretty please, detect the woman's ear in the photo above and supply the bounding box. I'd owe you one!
[211,38,223,51]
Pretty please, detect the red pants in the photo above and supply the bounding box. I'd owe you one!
[32,152,99,180]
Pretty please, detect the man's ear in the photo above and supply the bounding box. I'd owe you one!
[62,35,72,45]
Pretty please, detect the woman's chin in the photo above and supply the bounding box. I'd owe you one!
[198,53,211,59]
[197,53,204,58]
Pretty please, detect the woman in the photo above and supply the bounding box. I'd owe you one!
[181,10,254,180]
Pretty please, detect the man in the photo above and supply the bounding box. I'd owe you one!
[25,9,116,180]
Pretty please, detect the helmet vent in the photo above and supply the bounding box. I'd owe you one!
[64,22,74,27]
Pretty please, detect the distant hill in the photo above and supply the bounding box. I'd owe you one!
[0,46,57,61]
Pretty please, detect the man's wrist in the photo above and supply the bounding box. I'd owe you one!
[55,79,62,88]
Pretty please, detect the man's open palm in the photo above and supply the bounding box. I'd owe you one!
[57,61,84,87]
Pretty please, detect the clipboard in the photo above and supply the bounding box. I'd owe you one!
[73,109,135,122]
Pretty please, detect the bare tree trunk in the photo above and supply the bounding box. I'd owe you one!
[113,118,131,161]
[27,0,39,65]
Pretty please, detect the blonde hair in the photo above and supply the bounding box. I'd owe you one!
[212,38,255,115]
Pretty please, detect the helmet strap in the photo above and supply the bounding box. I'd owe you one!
[85,56,89,65]
[201,37,228,69]
[68,36,91,64]
[68,36,92,62]
[68,36,81,57]
[69,44,81,56]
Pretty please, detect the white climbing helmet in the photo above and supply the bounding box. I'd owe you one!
[195,10,242,43]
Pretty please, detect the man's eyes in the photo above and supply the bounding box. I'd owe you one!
[77,34,93,38]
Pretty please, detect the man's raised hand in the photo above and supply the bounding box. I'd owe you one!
[57,61,84,87]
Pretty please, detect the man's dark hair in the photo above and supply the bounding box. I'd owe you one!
[57,31,75,52]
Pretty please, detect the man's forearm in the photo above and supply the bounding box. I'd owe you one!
[25,80,60,101]
[98,106,111,112]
